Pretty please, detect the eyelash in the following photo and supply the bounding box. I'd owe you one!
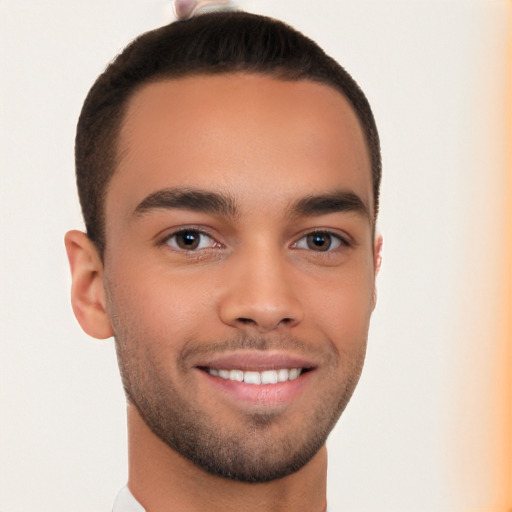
[161,228,352,253]
[162,228,221,251]
[292,230,352,252]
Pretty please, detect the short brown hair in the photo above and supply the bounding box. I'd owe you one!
[75,11,381,254]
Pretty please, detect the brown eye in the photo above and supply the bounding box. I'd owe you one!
[176,231,200,250]
[294,231,344,252]
[306,233,332,251]
[166,230,215,251]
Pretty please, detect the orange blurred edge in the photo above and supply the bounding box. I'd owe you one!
[506,3,512,507]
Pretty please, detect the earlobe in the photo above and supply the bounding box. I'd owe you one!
[64,230,114,340]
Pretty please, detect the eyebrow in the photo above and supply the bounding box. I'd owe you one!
[290,190,370,220]
[134,187,238,217]
[133,186,370,222]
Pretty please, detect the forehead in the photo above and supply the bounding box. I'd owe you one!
[108,73,372,221]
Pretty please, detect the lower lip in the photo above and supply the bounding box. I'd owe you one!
[199,369,313,407]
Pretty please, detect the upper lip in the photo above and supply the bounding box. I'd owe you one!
[194,351,317,372]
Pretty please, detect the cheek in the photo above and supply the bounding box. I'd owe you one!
[306,267,375,351]
[106,263,219,343]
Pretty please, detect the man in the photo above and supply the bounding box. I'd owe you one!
[65,10,382,512]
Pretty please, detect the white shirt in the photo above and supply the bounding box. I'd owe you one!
[112,487,145,512]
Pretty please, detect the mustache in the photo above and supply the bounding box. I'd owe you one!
[178,333,338,368]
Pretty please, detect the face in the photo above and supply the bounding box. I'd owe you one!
[102,74,378,482]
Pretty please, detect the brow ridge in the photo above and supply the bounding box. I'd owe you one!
[134,187,369,222]
[290,190,370,219]
[134,187,238,217]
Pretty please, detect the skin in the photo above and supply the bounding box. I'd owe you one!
[65,74,382,512]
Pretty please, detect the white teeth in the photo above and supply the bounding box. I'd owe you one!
[243,371,261,385]
[278,369,289,382]
[229,369,244,382]
[207,367,303,384]
[218,369,230,379]
[261,370,278,384]
[289,368,300,380]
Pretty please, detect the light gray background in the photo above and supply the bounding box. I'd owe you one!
[0,1,510,510]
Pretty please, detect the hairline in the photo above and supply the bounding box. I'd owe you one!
[76,13,381,256]
[115,70,373,173]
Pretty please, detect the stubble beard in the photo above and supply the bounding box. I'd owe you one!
[113,327,366,483]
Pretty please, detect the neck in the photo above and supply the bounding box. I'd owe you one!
[126,405,328,512]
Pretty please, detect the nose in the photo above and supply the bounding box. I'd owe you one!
[218,247,304,332]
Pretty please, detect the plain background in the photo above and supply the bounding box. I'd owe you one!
[0,0,510,510]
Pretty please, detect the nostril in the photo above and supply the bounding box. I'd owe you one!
[237,318,256,325]
[236,317,294,328]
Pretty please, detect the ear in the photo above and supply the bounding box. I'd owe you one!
[372,233,383,310]
[64,230,114,339]
[374,233,383,275]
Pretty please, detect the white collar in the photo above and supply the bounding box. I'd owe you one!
[112,486,146,512]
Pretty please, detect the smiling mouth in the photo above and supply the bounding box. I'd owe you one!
[204,367,305,385]
[195,358,315,406]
